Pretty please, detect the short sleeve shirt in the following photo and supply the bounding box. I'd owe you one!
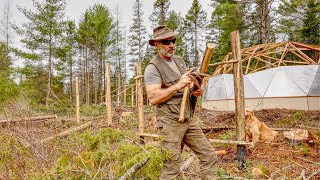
[144,58,181,85]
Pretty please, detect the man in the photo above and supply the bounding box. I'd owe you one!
[144,25,218,180]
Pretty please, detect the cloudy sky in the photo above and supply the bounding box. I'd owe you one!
[1,0,214,34]
[0,0,214,69]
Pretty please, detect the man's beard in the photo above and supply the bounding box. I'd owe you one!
[159,48,174,58]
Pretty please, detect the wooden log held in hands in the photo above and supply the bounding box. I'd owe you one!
[179,43,216,122]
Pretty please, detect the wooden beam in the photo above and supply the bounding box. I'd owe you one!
[200,43,216,73]
[231,31,246,170]
[289,42,317,64]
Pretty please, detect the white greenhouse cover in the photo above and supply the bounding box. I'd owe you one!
[204,65,320,101]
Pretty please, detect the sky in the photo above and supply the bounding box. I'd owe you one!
[1,0,214,35]
[0,0,214,71]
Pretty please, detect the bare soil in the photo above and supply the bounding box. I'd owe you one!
[1,107,319,179]
[196,108,320,179]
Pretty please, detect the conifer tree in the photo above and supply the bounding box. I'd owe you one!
[129,0,147,65]
[184,0,208,67]
[209,0,245,61]
[16,0,67,108]
[149,0,171,27]
[300,0,320,45]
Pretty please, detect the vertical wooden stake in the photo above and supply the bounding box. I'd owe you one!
[106,63,112,126]
[75,77,80,123]
[131,84,135,107]
[124,85,127,106]
[117,74,121,106]
[231,31,246,170]
[136,62,144,135]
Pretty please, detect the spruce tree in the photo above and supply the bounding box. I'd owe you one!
[300,0,320,45]
[129,0,147,65]
[209,0,245,61]
[184,0,208,67]
[149,0,171,27]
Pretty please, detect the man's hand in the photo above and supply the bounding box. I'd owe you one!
[175,68,193,90]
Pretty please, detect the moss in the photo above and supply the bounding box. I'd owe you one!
[256,163,270,177]
[0,135,36,179]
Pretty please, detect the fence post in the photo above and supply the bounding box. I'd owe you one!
[231,31,246,170]
[76,77,80,123]
[123,84,127,106]
[136,62,144,135]
[131,84,135,107]
[106,63,112,125]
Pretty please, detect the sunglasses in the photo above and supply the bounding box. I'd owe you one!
[159,38,176,45]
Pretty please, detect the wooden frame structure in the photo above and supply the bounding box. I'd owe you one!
[211,42,320,76]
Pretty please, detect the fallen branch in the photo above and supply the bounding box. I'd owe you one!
[209,139,253,146]
[295,156,320,166]
[180,154,195,172]
[307,169,320,180]
[40,121,92,144]
[118,156,150,180]
[296,125,320,131]
[201,126,236,132]
[0,115,58,124]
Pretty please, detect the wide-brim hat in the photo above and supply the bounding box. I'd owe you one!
[149,25,179,46]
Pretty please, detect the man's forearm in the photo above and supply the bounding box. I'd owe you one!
[149,84,181,105]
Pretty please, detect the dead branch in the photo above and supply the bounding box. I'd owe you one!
[296,125,320,131]
[118,155,150,180]
[40,121,92,144]
[209,138,253,146]
[295,156,320,166]
[180,154,195,172]
[307,169,320,180]
[0,115,58,124]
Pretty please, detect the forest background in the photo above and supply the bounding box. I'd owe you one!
[0,0,319,114]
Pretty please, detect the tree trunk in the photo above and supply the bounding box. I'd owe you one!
[46,35,52,108]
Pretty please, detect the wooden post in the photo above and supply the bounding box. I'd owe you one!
[131,84,135,107]
[231,31,246,170]
[117,74,121,106]
[75,77,80,123]
[124,84,127,106]
[106,63,112,126]
[136,62,144,135]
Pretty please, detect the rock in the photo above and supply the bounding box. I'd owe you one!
[283,129,308,141]
[252,167,263,177]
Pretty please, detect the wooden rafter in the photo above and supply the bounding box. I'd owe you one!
[211,42,320,76]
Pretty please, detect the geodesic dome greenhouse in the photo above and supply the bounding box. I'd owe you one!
[202,65,320,111]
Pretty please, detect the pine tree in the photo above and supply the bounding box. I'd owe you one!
[167,11,185,58]
[300,0,320,45]
[149,0,171,27]
[111,6,126,105]
[16,0,67,108]
[209,0,245,61]
[184,0,208,67]
[129,0,147,66]
[0,42,18,104]
[65,20,77,103]
[276,0,315,42]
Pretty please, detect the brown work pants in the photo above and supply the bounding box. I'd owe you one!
[158,117,218,180]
